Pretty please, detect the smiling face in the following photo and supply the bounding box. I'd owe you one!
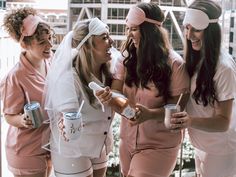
[185,24,204,51]
[91,32,113,64]
[126,25,141,48]
[25,31,53,61]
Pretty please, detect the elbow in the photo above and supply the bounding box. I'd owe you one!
[4,115,11,125]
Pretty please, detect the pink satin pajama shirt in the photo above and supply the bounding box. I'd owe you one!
[114,50,190,177]
[1,52,51,175]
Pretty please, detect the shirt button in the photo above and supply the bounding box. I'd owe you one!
[108,116,111,120]
[104,131,107,135]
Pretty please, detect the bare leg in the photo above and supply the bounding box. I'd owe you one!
[93,167,107,177]
[14,171,47,177]
[46,157,52,177]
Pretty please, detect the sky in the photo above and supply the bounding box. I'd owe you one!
[35,0,68,10]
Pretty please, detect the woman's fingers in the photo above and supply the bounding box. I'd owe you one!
[57,118,69,141]
[170,112,188,129]
[95,87,112,105]
[22,114,34,128]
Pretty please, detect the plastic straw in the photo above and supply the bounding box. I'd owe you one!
[25,91,31,104]
[76,100,84,117]
[175,93,183,109]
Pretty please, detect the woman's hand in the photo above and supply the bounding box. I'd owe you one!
[128,104,153,126]
[170,111,190,130]
[4,113,33,128]
[22,113,34,129]
[58,118,69,142]
[95,87,112,105]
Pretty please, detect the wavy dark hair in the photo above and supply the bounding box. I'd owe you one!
[184,0,222,106]
[121,2,172,103]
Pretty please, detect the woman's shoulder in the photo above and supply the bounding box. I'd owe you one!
[168,49,184,61]
[168,49,185,67]
[3,62,24,82]
[218,49,236,71]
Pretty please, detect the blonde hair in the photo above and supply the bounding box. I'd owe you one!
[71,19,112,107]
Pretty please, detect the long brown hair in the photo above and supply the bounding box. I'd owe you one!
[184,0,222,106]
[122,2,172,103]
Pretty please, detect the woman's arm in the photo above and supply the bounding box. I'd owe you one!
[172,99,233,132]
[4,113,33,128]
[95,79,124,105]
[133,93,189,124]
[190,99,232,132]
[111,79,123,92]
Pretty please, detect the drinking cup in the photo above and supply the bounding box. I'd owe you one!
[63,112,83,141]
[164,104,180,129]
[24,101,43,128]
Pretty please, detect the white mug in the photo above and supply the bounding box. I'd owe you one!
[164,104,180,129]
[63,112,83,141]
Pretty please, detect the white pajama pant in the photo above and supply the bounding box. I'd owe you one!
[51,148,108,177]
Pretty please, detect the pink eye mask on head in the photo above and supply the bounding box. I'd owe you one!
[19,14,44,42]
[125,6,162,27]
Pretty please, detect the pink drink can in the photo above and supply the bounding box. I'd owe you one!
[164,104,180,129]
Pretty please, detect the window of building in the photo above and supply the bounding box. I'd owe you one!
[47,15,57,23]
[0,0,6,9]
[109,24,126,35]
[71,0,101,3]
[108,8,128,19]
[230,16,234,28]
[229,46,233,55]
[230,32,234,42]
[113,39,124,49]
[58,16,67,23]
[164,15,183,51]
[72,8,82,15]
[159,0,174,6]
[108,0,139,4]
[108,8,117,19]
[88,8,101,18]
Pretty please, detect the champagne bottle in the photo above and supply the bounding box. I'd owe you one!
[88,82,136,119]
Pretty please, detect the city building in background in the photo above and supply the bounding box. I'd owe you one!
[67,0,188,52]
[218,0,236,60]
[229,11,236,59]
[1,0,236,57]
[6,0,35,9]
[38,9,67,50]
[0,0,6,9]
[67,0,236,59]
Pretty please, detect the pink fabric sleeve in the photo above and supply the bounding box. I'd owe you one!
[113,55,125,81]
[169,51,190,96]
[1,72,25,114]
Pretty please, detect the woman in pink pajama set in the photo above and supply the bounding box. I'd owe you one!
[96,2,190,177]
[1,7,54,177]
